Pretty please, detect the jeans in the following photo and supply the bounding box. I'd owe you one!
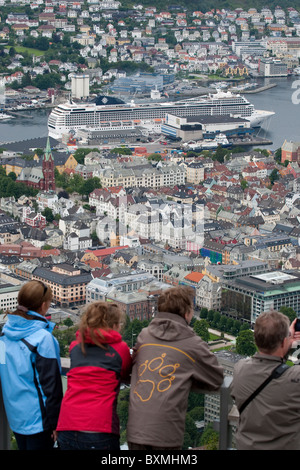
[14,430,55,450]
[57,431,120,450]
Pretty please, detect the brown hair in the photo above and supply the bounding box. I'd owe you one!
[79,301,124,354]
[254,310,290,354]
[157,286,195,319]
[10,280,52,319]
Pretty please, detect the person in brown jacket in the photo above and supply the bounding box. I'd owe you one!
[231,310,300,450]
[126,286,224,450]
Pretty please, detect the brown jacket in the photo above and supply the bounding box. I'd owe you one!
[126,312,224,448]
[231,353,300,450]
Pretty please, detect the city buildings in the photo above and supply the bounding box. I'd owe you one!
[222,270,300,323]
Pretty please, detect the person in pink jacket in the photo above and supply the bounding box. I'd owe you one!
[56,301,132,450]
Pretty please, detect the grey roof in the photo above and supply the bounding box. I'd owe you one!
[33,266,92,286]
[0,136,60,154]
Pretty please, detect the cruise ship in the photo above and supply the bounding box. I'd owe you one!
[47,91,275,140]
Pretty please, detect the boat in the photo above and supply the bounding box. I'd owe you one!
[294,67,300,76]
[0,113,14,120]
[184,133,230,151]
[47,91,275,139]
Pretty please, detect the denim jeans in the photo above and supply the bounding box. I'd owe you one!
[14,430,55,450]
[57,431,120,450]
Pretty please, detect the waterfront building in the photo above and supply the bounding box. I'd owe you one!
[162,113,251,142]
[258,58,288,77]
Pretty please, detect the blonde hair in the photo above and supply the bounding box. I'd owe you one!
[11,280,52,319]
[158,286,195,319]
[79,301,124,354]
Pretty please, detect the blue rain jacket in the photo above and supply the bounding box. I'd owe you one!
[0,311,63,435]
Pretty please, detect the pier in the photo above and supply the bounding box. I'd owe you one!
[228,136,273,147]
[239,83,277,94]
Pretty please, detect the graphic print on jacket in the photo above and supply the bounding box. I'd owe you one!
[133,344,196,403]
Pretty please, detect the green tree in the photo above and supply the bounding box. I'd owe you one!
[269,168,279,185]
[200,423,219,450]
[78,177,101,198]
[193,319,210,342]
[63,317,74,328]
[279,306,297,323]
[241,179,248,190]
[236,329,256,356]
[117,388,130,435]
[183,415,199,449]
[42,207,54,222]
[53,326,77,357]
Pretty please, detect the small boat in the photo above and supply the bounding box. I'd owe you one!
[0,113,14,120]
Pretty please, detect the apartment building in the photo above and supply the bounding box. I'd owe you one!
[15,262,93,307]
[186,161,205,184]
[99,164,185,189]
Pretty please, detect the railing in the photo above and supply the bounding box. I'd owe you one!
[0,362,236,451]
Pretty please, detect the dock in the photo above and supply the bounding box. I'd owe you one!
[238,83,277,94]
[228,136,273,147]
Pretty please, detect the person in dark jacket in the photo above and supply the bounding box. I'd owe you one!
[0,280,63,450]
[56,301,132,450]
[126,286,224,450]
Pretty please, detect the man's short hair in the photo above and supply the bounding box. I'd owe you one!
[254,310,290,354]
[158,286,195,319]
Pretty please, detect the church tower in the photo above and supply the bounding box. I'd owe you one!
[42,136,55,191]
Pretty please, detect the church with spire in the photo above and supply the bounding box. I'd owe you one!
[42,136,55,191]
[17,136,56,191]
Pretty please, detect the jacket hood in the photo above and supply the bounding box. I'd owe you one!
[2,311,55,341]
[76,327,122,346]
[147,311,192,342]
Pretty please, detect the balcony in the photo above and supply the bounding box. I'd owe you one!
[0,359,236,451]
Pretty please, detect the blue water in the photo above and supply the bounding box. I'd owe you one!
[246,76,300,150]
[0,108,50,145]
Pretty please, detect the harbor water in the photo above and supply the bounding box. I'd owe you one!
[0,77,299,151]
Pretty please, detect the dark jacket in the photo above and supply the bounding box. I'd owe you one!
[126,312,224,447]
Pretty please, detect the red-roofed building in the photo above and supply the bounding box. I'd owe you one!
[184,272,204,285]
[83,245,129,261]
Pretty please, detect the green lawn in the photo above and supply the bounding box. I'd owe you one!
[15,46,45,56]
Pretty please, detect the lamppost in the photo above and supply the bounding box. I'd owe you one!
[131,332,137,349]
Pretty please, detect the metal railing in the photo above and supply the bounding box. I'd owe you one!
[0,363,236,451]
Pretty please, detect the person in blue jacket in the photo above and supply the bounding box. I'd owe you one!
[0,280,63,450]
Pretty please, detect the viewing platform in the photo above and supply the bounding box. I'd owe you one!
[0,360,237,451]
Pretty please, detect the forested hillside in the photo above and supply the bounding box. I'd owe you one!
[121,0,300,12]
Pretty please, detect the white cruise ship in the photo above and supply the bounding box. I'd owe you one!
[48,91,275,140]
